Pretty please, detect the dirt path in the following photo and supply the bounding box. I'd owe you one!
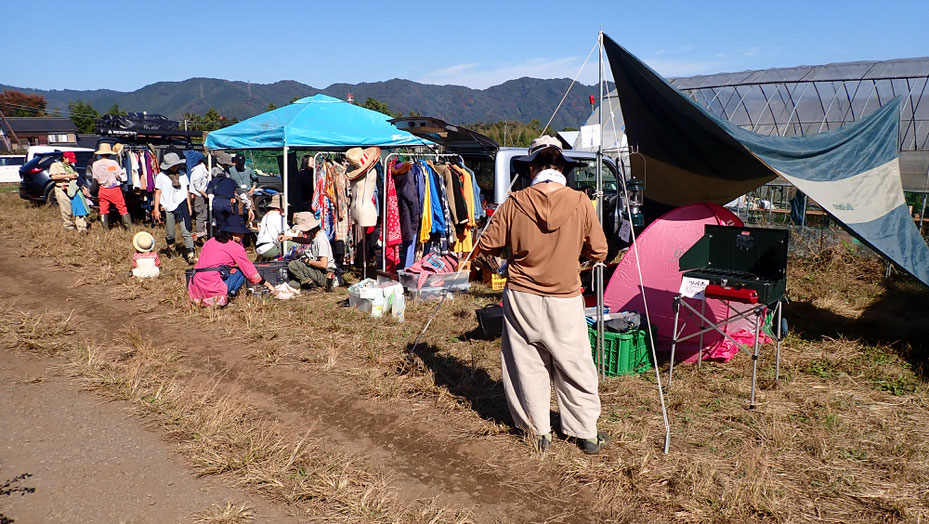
[0,242,593,522]
[0,344,298,524]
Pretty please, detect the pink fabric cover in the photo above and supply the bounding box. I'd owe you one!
[188,238,262,307]
[603,203,747,363]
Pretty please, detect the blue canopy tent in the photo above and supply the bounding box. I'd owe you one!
[204,94,431,217]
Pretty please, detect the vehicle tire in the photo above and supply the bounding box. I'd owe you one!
[43,185,56,207]
[252,192,271,221]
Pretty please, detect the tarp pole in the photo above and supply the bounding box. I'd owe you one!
[596,30,606,381]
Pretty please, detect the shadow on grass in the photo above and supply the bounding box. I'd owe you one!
[407,341,564,434]
[787,276,929,379]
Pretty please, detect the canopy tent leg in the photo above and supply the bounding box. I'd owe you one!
[283,146,289,233]
[207,152,214,239]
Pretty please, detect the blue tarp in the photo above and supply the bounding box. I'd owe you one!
[603,34,929,287]
[204,94,430,150]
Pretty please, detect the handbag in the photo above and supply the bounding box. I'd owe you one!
[67,180,79,198]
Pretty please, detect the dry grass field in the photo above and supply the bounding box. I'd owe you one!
[1,192,927,523]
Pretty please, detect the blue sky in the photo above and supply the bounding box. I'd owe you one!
[6,0,927,92]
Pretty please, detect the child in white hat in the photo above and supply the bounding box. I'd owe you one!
[131,231,161,278]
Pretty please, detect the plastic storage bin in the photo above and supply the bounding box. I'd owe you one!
[396,270,470,300]
[588,326,654,376]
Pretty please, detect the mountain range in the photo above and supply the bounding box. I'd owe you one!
[0,77,608,131]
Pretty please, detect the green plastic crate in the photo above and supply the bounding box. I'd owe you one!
[588,325,654,377]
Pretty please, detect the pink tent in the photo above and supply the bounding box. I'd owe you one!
[604,203,747,362]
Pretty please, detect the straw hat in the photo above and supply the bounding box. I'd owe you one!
[132,231,156,253]
[291,211,321,233]
[113,143,124,155]
[267,194,283,210]
[160,152,185,170]
[95,142,116,156]
[345,146,380,180]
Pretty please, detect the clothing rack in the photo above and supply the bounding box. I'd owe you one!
[311,151,346,188]
[380,152,463,272]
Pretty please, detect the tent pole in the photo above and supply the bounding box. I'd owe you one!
[206,152,213,239]
[283,145,289,234]
[596,30,606,381]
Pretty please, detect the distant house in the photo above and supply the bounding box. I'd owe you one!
[0,117,79,151]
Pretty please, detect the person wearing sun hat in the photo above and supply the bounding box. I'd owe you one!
[153,152,196,264]
[188,215,277,306]
[477,135,609,455]
[92,142,131,230]
[48,151,87,232]
[255,193,289,261]
[280,211,337,292]
[130,231,161,278]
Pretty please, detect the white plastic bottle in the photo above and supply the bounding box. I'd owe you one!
[391,292,405,322]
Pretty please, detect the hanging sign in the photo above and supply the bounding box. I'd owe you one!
[619,220,631,242]
[679,277,709,299]
[579,124,601,149]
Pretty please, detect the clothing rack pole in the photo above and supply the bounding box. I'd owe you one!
[381,152,463,272]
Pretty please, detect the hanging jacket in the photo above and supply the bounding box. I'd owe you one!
[393,163,421,244]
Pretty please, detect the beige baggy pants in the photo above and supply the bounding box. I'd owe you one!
[54,186,87,232]
[500,288,601,439]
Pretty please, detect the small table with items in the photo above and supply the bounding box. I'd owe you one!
[668,225,788,408]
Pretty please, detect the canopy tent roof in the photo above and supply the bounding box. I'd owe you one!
[204,94,430,150]
[603,33,929,287]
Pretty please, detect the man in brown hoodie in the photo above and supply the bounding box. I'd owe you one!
[477,136,609,454]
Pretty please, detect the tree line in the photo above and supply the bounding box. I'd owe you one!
[1,89,573,146]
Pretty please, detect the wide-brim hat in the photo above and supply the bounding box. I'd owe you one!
[113,143,124,155]
[345,146,380,180]
[219,215,252,235]
[95,142,116,156]
[160,152,186,171]
[268,193,283,210]
[511,135,580,176]
[132,231,155,252]
[290,211,321,233]
[214,151,234,166]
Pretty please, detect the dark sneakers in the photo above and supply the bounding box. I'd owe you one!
[575,433,610,455]
[536,432,553,452]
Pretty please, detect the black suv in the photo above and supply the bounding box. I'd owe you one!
[19,151,95,205]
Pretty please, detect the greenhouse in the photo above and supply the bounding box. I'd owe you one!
[584,56,929,189]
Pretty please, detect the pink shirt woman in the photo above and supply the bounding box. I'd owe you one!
[188,216,276,306]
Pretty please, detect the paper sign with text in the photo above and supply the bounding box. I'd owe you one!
[619,220,631,242]
[679,277,710,299]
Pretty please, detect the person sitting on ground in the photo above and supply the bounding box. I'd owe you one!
[153,152,196,264]
[280,212,337,292]
[92,142,131,230]
[188,215,277,307]
[476,135,609,455]
[131,231,161,279]
[255,194,289,261]
[48,151,87,233]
